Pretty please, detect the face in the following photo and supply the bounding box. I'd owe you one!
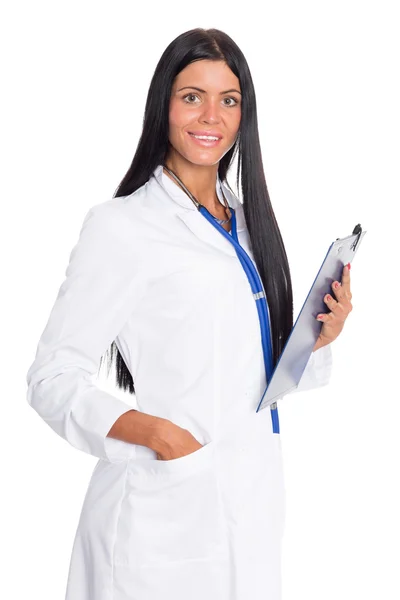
[167,59,242,167]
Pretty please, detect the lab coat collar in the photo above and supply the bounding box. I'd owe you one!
[151,164,246,233]
[150,164,247,258]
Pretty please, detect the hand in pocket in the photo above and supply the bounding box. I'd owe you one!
[155,420,204,461]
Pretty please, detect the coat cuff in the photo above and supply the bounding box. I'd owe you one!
[26,371,137,463]
[85,392,137,464]
[294,343,333,394]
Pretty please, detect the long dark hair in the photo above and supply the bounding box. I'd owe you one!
[101,27,294,394]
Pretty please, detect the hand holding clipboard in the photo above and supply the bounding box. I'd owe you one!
[313,224,363,352]
[257,224,366,411]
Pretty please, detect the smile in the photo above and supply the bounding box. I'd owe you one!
[187,132,222,147]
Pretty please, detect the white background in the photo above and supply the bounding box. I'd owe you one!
[2,1,399,598]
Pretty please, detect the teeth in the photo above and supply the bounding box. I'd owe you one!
[190,134,219,141]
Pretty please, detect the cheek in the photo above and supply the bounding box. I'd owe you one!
[169,101,191,134]
[233,109,242,131]
[227,110,241,141]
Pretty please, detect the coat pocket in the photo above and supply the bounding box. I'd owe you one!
[113,441,227,568]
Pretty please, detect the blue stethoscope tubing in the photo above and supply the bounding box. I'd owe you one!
[198,204,280,434]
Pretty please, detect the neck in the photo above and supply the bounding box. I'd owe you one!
[164,154,221,211]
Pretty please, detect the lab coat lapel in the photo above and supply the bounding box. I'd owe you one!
[151,165,246,258]
[176,209,238,257]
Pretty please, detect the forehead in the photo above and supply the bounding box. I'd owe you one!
[173,60,240,91]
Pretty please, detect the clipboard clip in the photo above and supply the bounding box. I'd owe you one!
[350,223,362,252]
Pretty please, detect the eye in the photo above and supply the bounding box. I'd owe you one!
[182,93,200,104]
[223,97,239,107]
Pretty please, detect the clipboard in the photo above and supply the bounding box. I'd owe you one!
[257,224,367,411]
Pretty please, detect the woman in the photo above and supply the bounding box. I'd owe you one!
[26,28,352,600]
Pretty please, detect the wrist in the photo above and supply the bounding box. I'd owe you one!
[313,336,326,352]
[147,417,173,454]
[107,409,170,451]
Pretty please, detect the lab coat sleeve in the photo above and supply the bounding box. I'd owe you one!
[26,203,142,463]
[291,343,333,394]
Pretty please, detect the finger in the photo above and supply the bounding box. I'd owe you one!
[331,280,348,302]
[323,293,338,312]
[332,280,342,300]
[333,277,352,304]
[341,263,351,294]
[316,311,334,322]
[324,289,350,322]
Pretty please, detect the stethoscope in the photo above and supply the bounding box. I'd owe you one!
[163,165,280,434]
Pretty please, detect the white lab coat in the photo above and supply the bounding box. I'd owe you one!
[26,164,333,600]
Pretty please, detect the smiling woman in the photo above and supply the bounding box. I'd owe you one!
[168,60,242,157]
[165,59,242,225]
[26,27,334,600]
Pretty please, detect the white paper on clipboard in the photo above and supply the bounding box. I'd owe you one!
[257,225,367,412]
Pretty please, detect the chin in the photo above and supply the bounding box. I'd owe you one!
[190,158,221,167]
[180,149,229,168]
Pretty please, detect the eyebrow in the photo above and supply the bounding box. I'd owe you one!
[177,86,242,95]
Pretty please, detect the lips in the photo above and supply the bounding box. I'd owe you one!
[186,132,223,148]
[188,131,223,140]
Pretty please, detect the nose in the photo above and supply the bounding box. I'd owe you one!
[199,99,222,125]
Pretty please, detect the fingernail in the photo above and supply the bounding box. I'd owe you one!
[334,282,340,289]
[346,262,351,271]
